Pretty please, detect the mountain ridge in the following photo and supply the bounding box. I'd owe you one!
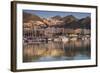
[23,12,91,29]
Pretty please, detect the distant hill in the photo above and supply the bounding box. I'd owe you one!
[23,12,42,23]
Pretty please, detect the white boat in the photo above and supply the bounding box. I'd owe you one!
[48,38,52,41]
[82,37,88,40]
[70,37,77,41]
[60,36,69,42]
[54,38,61,42]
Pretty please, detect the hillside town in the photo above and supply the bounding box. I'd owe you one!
[23,12,91,44]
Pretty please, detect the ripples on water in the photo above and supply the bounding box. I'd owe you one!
[23,39,91,62]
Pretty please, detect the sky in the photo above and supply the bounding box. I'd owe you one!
[23,10,91,19]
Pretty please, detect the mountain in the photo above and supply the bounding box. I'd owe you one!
[79,16,90,25]
[61,15,91,29]
[62,15,78,24]
[23,12,42,23]
[78,16,91,29]
[51,15,62,20]
[23,12,91,29]
[59,15,78,28]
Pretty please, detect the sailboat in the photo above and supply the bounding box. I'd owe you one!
[61,36,69,42]
[61,28,69,42]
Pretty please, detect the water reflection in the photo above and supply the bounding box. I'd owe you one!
[23,39,91,62]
